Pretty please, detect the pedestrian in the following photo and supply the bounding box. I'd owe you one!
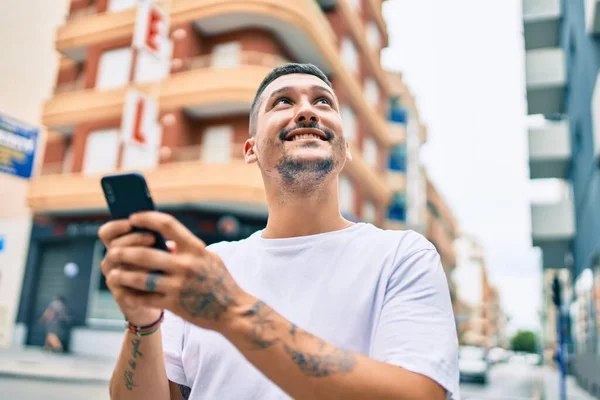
[40,295,70,353]
[98,63,459,399]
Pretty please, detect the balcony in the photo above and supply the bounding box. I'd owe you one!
[56,0,392,147]
[43,52,285,132]
[522,0,561,50]
[525,48,566,115]
[29,159,266,213]
[428,215,457,269]
[531,193,575,269]
[585,0,600,34]
[32,140,390,214]
[531,196,575,244]
[528,119,571,179]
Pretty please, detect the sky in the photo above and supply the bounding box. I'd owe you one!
[381,0,543,335]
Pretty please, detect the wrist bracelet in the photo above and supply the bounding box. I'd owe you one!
[126,311,165,336]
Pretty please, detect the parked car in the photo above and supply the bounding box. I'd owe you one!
[459,345,489,384]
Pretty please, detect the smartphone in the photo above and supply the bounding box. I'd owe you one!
[100,172,169,252]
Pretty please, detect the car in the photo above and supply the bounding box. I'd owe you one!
[459,345,490,384]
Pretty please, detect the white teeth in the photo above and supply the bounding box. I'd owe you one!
[291,134,321,141]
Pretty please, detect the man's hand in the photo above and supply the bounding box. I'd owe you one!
[103,211,253,332]
[98,219,164,327]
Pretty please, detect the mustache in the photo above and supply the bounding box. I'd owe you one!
[279,121,334,141]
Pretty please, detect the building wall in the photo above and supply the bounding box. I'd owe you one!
[562,0,600,278]
[0,0,69,348]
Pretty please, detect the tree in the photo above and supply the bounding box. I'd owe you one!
[511,330,538,353]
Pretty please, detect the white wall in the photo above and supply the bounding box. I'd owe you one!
[0,0,69,348]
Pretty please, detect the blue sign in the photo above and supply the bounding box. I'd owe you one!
[0,113,39,179]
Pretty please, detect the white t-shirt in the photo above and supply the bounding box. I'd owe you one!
[162,223,460,399]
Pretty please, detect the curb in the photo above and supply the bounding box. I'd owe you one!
[0,369,110,385]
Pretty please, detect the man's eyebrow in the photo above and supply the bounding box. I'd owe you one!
[312,85,334,97]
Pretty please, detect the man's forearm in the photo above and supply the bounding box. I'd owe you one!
[109,329,170,400]
[221,298,446,400]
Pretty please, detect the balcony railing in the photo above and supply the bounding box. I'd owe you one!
[528,119,571,179]
[522,0,561,49]
[177,51,291,73]
[55,76,86,94]
[525,48,566,115]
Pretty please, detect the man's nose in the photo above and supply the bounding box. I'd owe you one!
[294,102,319,124]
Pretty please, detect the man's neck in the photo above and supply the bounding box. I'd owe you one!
[261,180,353,239]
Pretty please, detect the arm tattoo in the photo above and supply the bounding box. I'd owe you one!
[283,341,357,377]
[242,300,280,349]
[179,266,233,320]
[124,338,143,390]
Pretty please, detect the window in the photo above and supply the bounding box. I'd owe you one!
[341,105,357,142]
[108,0,138,12]
[364,77,380,108]
[82,129,119,174]
[341,38,359,75]
[388,193,406,221]
[362,201,377,223]
[389,144,407,171]
[363,137,378,169]
[366,22,381,50]
[339,175,354,215]
[211,42,241,68]
[96,47,133,89]
[201,125,233,162]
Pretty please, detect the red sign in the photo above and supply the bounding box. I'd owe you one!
[133,1,169,57]
[121,89,158,149]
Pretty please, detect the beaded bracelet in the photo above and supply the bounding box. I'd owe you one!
[126,311,165,337]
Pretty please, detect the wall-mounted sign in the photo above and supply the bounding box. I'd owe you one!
[0,113,39,179]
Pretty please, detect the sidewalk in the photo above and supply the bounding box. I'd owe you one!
[540,366,599,400]
[0,347,115,383]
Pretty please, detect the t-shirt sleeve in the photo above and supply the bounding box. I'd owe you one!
[161,310,187,386]
[372,248,460,400]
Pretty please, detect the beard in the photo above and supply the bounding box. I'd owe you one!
[276,155,335,186]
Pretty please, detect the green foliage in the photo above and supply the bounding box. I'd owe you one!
[511,330,538,353]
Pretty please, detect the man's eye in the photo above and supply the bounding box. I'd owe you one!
[316,97,331,105]
[274,98,291,106]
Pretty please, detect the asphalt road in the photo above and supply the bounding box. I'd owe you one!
[461,361,539,400]
[0,361,540,400]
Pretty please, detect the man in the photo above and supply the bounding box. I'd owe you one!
[99,63,459,400]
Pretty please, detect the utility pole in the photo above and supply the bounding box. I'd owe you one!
[552,275,567,400]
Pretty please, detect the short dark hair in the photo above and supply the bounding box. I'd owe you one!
[248,63,332,137]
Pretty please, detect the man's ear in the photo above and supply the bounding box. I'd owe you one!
[244,137,258,164]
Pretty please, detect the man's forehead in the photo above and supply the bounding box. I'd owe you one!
[262,74,333,98]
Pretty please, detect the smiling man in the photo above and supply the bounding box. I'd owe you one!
[98,63,460,400]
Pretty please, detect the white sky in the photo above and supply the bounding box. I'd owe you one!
[382,0,543,335]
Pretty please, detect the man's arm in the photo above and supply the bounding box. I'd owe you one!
[222,299,446,400]
[109,330,171,400]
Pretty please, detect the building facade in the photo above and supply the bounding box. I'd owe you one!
[523,0,600,395]
[13,0,414,358]
[0,0,70,348]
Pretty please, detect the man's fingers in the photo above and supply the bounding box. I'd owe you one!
[98,220,132,246]
[107,269,172,295]
[110,232,156,248]
[129,212,206,253]
[107,246,196,273]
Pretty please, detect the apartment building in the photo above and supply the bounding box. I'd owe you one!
[523,0,600,394]
[13,0,406,357]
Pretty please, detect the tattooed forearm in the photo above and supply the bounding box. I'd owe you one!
[179,267,234,320]
[124,338,143,390]
[243,300,280,349]
[282,340,357,377]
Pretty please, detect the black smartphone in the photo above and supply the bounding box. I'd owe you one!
[100,172,169,252]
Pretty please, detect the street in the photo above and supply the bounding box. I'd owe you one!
[0,362,539,400]
[461,361,538,399]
